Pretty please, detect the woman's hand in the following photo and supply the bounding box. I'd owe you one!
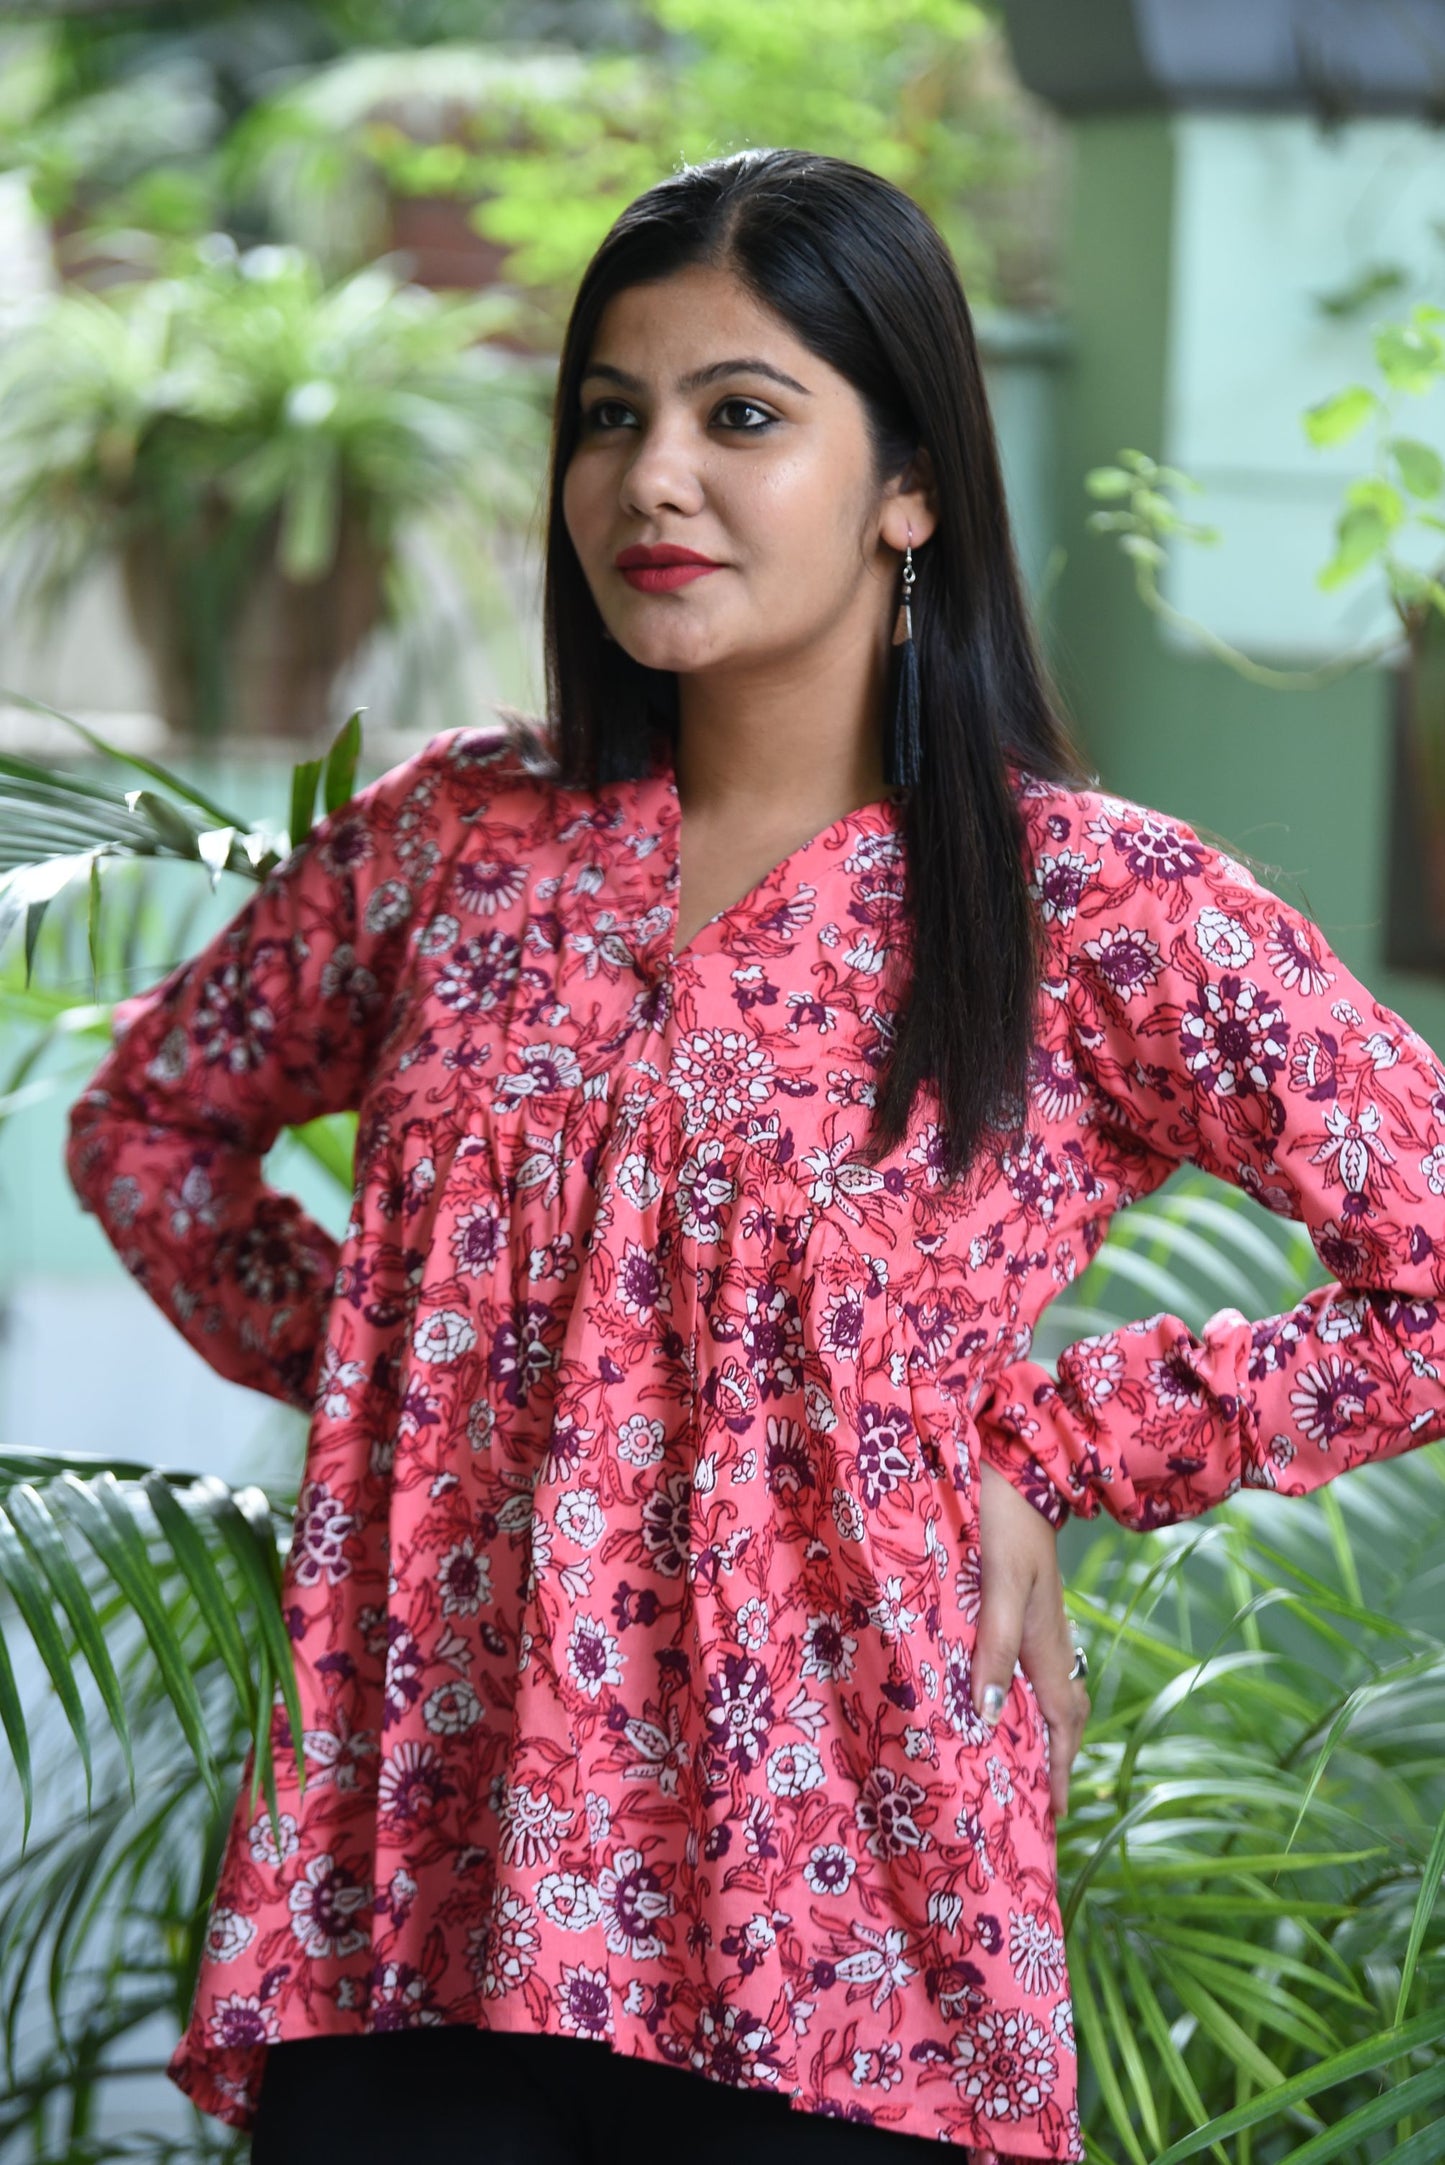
[971,1459,1090,1817]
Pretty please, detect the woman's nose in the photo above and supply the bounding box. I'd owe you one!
[618,420,706,520]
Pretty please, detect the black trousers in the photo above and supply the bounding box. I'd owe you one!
[249,2023,1000,2162]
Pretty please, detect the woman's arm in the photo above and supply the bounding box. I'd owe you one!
[978,788,1445,1531]
[63,730,464,1410]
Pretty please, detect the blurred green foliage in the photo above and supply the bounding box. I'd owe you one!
[0,0,1058,327]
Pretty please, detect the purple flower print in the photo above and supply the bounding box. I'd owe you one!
[286,1853,370,1961]
[1180,975,1288,1097]
[853,1400,916,1508]
[290,1480,356,1588]
[598,1847,672,1961]
[434,930,521,1015]
[704,1652,776,1773]
[854,1766,929,1860]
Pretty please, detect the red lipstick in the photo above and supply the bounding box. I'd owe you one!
[615,543,723,593]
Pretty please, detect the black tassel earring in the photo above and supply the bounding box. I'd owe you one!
[885,528,923,790]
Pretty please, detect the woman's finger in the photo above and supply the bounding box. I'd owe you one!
[972,1459,1048,1727]
[1017,1561,1090,1818]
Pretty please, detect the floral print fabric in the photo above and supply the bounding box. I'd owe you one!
[65,727,1445,2160]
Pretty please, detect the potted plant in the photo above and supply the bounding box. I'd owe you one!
[0,239,545,741]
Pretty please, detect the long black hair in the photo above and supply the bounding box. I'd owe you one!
[534,146,1087,1185]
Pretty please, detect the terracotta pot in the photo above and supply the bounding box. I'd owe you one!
[120,508,387,745]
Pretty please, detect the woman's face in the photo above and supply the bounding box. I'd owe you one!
[562,261,925,682]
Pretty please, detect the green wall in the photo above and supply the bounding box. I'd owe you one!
[1045,113,1445,1057]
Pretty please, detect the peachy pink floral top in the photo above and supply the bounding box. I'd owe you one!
[65,725,1445,2161]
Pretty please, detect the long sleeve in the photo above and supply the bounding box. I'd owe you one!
[64,730,463,1410]
[978,786,1445,1531]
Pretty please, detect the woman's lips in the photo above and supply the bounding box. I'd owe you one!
[618,562,721,592]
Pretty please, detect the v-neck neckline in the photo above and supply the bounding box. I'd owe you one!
[652,743,904,964]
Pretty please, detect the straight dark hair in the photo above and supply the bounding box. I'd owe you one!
[533,146,1088,1186]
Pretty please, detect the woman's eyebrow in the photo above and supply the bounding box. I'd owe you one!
[580,357,812,396]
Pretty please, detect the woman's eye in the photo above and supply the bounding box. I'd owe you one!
[714,398,774,431]
[579,395,776,434]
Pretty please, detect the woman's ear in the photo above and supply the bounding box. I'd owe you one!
[880,445,939,553]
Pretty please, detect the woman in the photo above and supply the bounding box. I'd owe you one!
[65,149,1445,2164]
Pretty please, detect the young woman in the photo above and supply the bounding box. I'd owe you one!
[66,149,1445,2164]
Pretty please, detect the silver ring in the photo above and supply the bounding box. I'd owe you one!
[1068,1643,1088,1683]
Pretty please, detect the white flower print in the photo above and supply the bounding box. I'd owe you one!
[499,1783,574,1868]
[315,1345,366,1421]
[1030,847,1100,927]
[451,1201,507,1277]
[585,1790,611,1849]
[555,1488,606,1549]
[834,1921,917,2011]
[675,1138,737,1240]
[536,1872,603,1932]
[204,1907,257,1964]
[291,1479,357,1588]
[1068,1339,1125,1408]
[364,876,412,934]
[422,1680,483,1734]
[377,1741,449,1830]
[495,1040,585,1109]
[802,1611,858,1682]
[831,1486,865,1542]
[799,1137,887,1220]
[1008,1908,1067,1997]
[668,1028,776,1135]
[438,1537,491,1615]
[617,1414,666,1467]
[927,1889,964,1933]
[1194,905,1254,968]
[735,1597,770,1651]
[412,1308,477,1365]
[1266,917,1335,995]
[954,1548,983,1625]
[597,1846,672,1962]
[690,2000,781,2086]
[765,1741,825,1797]
[614,1150,662,1210]
[287,1854,370,1961]
[1311,1101,1395,1200]
[1288,1356,1376,1446]
[867,1575,918,1641]
[855,1766,929,1860]
[1079,922,1162,1002]
[804,1844,856,1896]
[614,1236,672,1325]
[951,2006,1057,2121]
[206,1991,280,2050]
[623,1709,690,1796]
[301,1706,377,1793]
[469,1886,540,1998]
[841,930,888,976]
[247,1812,299,1866]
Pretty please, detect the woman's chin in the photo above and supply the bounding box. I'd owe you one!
[613,628,729,675]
